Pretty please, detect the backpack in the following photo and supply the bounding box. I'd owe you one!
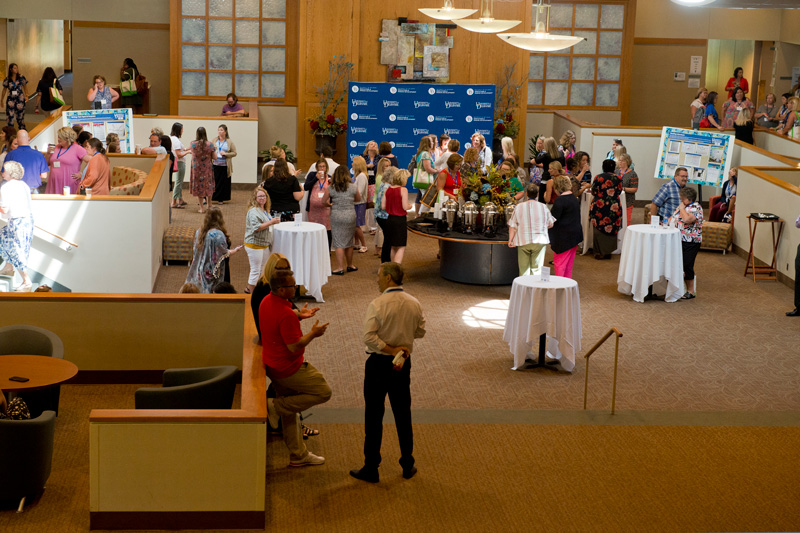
[407,154,417,173]
[693,104,706,125]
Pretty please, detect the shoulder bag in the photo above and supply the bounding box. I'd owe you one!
[50,80,65,106]
[412,153,433,189]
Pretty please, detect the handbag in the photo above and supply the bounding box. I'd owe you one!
[412,154,432,189]
[49,81,65,106]
[135,73,147,94]
[120,78,137,97]
[699,115,711,128]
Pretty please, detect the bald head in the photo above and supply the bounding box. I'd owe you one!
[16,130,30,146]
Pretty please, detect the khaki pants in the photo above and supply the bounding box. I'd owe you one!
[270,362,332,461]
[518,243,547,276]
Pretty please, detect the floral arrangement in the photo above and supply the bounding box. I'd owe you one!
[494,63,524,140]
[308,55,354,137]
[461,164,517,207]
[494,114,520,140]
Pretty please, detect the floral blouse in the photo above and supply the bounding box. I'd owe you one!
[589,172,623,235]
[669,201,703,243]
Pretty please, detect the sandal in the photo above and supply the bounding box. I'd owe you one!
[302,424,320,440]
[332,270,345,275]
[347,266,358,272]
[243,287,251,294]
[681,292,696,300]
[358,246,368,253]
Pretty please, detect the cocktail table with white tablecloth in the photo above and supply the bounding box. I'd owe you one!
[580,190,627,255]
[617,225,684,303]
[503,275,582,372]
[272,221,331,302]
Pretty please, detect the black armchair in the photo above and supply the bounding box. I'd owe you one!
[0,411,56,512]
[134,366,238,410]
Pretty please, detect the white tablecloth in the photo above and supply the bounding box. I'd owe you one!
[580,190,627,255]
[617,225,684,303]
[502,275,582,372]
[272,222,331,302]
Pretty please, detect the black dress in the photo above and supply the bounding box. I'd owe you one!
[549,193,583,254]
[535,152,565,202]
[36,78,63,112]
[734,122,754,145]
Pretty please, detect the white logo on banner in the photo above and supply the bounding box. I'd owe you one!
[428,88,436,95]
[350,127,367,134]
[444,128,460,135]
[413,128,429,135]
[445,101,461,109]
[414,101,430,108]
[467,88,474,96]
[383,100,400,107]
[350,140,357,148]
[351,113,358,120]
[388,114,397,121]
[427,115,435,122]
[351,86,359,93]
[351,99,368,106]
[382,128,399,135]
[390,87,397,94]
[466,116,473,123]
[390,141,396,148]
[476,102,491,110]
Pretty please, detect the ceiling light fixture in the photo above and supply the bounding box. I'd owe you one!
[419,0,477,21]
[669,0,717,6]
[453,0,521,34]
[498,0,584,52]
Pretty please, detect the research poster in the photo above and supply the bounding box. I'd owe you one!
[64,108,135,153]
[654,127,735,187]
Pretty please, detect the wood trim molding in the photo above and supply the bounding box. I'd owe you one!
[633,38,708,46]
[170,0,180,115]
[73,21,170,31]
[591,132,660,137]
[739,166,800,195]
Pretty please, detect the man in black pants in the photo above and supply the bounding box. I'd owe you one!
[350,262,426,483]
[787,214,800,317]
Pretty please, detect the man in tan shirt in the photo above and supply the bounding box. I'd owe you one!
[350,262,426,483]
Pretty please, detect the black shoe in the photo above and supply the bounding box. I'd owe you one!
[402,466,417,479]
[787,308,800,317]
[350,467,379,483]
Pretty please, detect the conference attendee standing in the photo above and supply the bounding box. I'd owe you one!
[0,161,34,291]
[306,158,332,247]
[787,214,800,317]
[548,175,582,279]
[2,63,28,130]
[755,93,779,128]
[722,88,753,129]
[378,141,399,168]
[119,58,143,111]
[381,169,412,264]
[170,122,190,208]
[669,187,703,300]
[590,159,623,260]
[329,166,361,275]
[350,262,426,484]
[244,187,279,294]
[690,88,708,129]
[34,67,64,116]
[186,208,242,293]
[733,107,755,145]
[265,159,303,221]
[534,137,565,203]
[351,156,369,253]
[212,125,236,204]
[87,75,119,110]
[4,130,49,193]
[617,153,638,225]
[507,183,555,276]
[724,67,749,99]
[703,92,725,131]
[46,127,88,195]
[650,166,689,223]
[261,268,331,467]
[76,138,110,195]
[190,127,215,213]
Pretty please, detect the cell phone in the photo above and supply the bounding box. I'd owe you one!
[9,376,29,382]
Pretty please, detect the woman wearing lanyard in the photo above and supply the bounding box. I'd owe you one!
[76,138,110,195]
[363,141,380,234]
[46,127,89,194]
[433,153,463,204]
[211,124,237,205]
[306,157,333,248]
[86,75,119,110]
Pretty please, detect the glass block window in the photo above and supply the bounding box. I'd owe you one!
[180,0,287,100]
[527,2,628,110]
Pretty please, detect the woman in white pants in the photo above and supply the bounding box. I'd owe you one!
[244,187,280,294]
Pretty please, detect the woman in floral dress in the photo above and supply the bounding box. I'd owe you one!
[2,63,28,130]
[190,127,216,213]
[589,159,623,260]
[722,87,754,129]
[185,208,242,293]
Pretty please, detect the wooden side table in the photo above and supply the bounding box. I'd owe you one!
[744,216,784,281]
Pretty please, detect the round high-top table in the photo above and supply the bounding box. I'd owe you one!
[503,275,582,373]
[617,225,684,303]
[0,354,78,392]
[272,221,331,302]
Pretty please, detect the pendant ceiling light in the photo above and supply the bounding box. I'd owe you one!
[453,0,521,34]
[670,0,717,6]
[498,0,584,52]
[419,0,477,21]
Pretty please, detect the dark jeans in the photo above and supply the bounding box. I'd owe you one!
[363,353,414,470]
[682,241,701,280]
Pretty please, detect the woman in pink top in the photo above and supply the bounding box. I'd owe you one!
[46,126,88,194]
[380,168,411,263]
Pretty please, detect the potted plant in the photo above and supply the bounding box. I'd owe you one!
[307,55,354,156]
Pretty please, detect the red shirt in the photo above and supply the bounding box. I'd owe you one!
[385,186,406,216]
[259,293,304,379]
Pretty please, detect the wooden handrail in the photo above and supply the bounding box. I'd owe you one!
[34,224,78,248]
[583,327,623,414]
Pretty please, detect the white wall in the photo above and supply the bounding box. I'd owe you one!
[753,131,800,162]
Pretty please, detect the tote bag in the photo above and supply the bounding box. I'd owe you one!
[120,79,137,97]
[49,81,65,106]
[412,153,433,189]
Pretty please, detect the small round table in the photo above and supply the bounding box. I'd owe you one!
[617,225,684,303]
[272,221,332,302]
[0,354,78,392]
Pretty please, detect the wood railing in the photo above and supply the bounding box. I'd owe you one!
[583,327,623,415]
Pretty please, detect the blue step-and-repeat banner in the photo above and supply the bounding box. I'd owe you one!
[346,82,495,187]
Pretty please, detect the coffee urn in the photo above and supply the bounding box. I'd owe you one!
[462,201,478,235]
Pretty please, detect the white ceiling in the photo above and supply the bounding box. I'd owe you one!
[707,0,800,7]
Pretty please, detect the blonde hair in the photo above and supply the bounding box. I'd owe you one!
[559,131,574,150]
[259,252,290,285]
[549,161,563,175]
[613,145,628,159]
[179,283,201,294]
[2,161,24,180]
[151,127,164,137]
[787,96,800,111]
[247,186,271,212]
[391,169,410,186]
[463,147,479,164]
[376,157,391,181]
[501,136,515,158]
[618,153,632,167]
[543,137,559,159]
[471,133,486,148]
[270,145,283,158]
[553,175,572,194]
[352,155,368,176]
[57,126,77,144]
[695,87,708,99]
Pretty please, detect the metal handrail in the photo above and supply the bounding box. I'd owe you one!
[583,327,623,414]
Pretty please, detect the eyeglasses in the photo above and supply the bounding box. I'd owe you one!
[277,284,299,291]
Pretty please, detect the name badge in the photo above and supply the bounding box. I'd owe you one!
[53,161,61,168]
[318,192,324,199]
[101,99,108,106]
[11,90,18,97]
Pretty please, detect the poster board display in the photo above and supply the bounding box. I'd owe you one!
[654,127,735,187]
[346,82,495,191]
[63,108,135,153]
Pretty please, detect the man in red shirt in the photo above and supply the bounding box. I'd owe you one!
[260,269,331,466]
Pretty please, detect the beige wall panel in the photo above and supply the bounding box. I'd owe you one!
[774,42,800,97]
[4,298,245,370]
[635,2,781,41]
[565,110,621,126]
[1,0,169,24]
[72,26,169,114]
[259,105,298,156]
[708,9,782,41]
[780,10,800,46]
[90,422,266,511]
[753,131,800,161]
[629,43,707,127]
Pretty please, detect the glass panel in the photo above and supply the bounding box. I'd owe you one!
[596,83,619,107]
[570,83,593,106]
[262,0,287,18]
[598,31,622,55]
[236,0,259,18]
[546,56,569,80]
[261,21,286,45]
[261,73,285,98]
[182,0,205,16]
[182,18,206,43]
[600,5,625,29]
[236,47,259,71]
[544,82,568,105]
[527,81,543,105]
[571,57,595,81]
[574,4,599,28]
[209,0,232,17]
[235,20,259,44]
[209,19,233,43]
[261,47,286,71]
[209,46,233,70]
[528,55,544,79]
[597,57,621,81]
[573,30,596,55]
[235,73,258,97]
[182,45,206,70]
[549,4,573,28]
[182,71,205,96]
[209,72,233,96]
